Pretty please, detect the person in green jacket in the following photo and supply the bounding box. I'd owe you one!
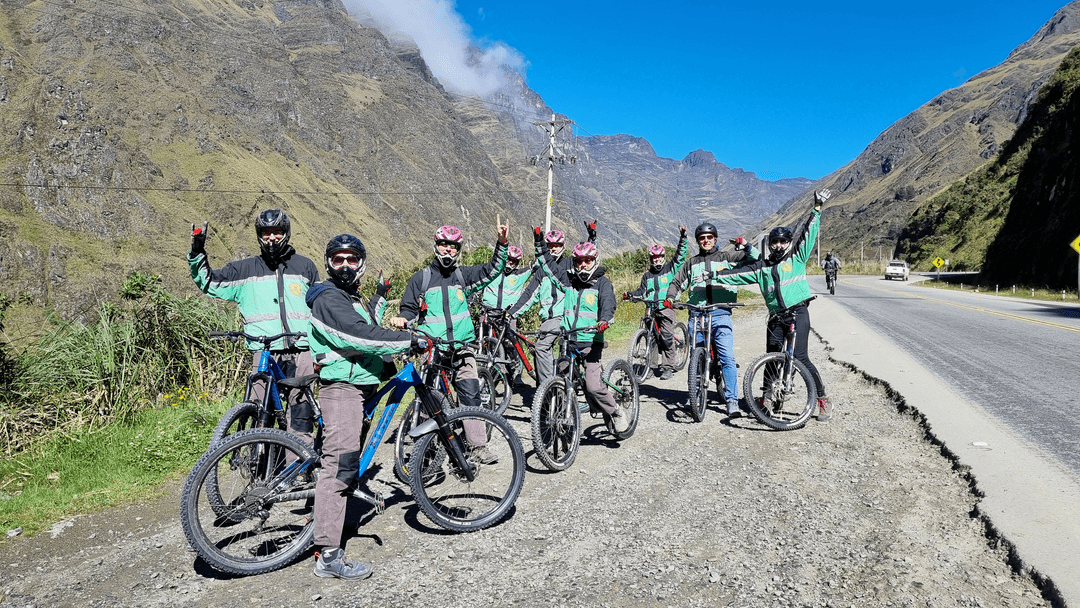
[623,226,689,380]
[709,189,834,422]
[188,209,320,435]
[305,234,417,581]
[390,218,509,457]
[477,244,534,385]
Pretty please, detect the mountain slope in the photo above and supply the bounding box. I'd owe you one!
[895,45,1080,288]
[761,1,1080,264]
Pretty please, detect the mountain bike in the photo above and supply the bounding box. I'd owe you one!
[206,330,316,446]
[825,269,837,295]
[179,345,526,576]
[742,303,819,431]
[529,327,639,471]
[475,302,539,390]
[393,336,500,482]
[671,301,745,422]
[625,295,689,382]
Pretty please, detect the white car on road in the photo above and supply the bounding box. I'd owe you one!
[884,260,909,281]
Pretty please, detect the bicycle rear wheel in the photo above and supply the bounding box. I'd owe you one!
[604,359,639,440]
[742,352,816,431]
[409,407,525,532]
[394,390,454,482]
[478,364,511,415]
[671,322,690,371]
[627,328,652,382]
[686,348,710,422]
[530,377,581,471]
[180,428,317,576]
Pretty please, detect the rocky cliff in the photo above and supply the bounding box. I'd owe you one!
[762,1,1080,265]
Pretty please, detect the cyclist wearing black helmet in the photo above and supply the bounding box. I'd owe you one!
[664,221,760,416]
[709,190,834,421]
[187,208,320,430]
[304,234,419,581]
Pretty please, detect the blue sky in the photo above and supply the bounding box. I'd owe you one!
[442,0,1071,181]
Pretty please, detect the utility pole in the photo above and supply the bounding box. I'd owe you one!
[529,114,576,232]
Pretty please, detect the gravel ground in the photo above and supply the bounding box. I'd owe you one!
[0,307,1053,607]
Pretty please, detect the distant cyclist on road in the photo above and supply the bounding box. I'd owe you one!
[664,222,760,417]
[187,209,320,437]
[822,252,841,277]
[709,190,834,422]
[622,226,690,380]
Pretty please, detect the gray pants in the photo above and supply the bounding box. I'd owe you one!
[312,381,374,549]
[534,317,562,385]
[579,343,618,415]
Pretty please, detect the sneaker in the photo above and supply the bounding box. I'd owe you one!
[658,366,674,380]
[816,396,832,422]
[727,408,741,419]
[611,409,630,434]
[313,547,373,581]
[470,446,499,465]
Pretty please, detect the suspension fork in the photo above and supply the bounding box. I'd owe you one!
[414,382,477,482]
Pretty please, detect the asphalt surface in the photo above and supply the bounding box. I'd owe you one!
[809,274,1080,604]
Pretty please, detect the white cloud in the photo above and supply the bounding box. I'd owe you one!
[343,0,525,97]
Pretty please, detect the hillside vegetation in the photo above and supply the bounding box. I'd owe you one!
[895,45,1080,286]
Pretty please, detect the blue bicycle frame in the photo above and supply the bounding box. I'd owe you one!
[244,350,288,421]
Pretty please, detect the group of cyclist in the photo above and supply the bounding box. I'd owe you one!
[185,189,833,581]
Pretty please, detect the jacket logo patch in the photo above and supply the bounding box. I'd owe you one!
[585,293,596,307]
[508,277,517,287]
[782,262,794,273]
[660,277,668,285]
[457,288,465,301]
[289,282,303,297]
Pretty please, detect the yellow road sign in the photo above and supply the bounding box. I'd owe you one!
[1071,234,1080,255]
[932,257,945,268]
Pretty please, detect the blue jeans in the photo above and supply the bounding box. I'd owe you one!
[690,309,738,409]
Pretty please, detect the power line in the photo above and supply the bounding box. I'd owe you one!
[0,182,535,197]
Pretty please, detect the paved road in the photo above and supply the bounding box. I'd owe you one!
[808,274,1080,604]
[817,273,1080,474]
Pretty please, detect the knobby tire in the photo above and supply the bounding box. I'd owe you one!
[742,352,817,431]
[530,376,581,471]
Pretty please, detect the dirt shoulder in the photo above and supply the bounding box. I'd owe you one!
[0,306,1053,608]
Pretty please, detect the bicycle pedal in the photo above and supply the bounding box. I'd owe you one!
[351,488,387,514]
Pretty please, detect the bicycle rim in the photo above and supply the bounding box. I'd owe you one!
[409,407,525,532]
[179,428,317,576]
[742,352,816,431]
[671,322,690,372]
[627,329,652,382]
[605,359,640,440]
[686,348,709,422]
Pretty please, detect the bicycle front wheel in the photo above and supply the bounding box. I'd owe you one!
[478,364,511,415]
[686,348,710,422]
[180,428,317,576]
[604,359,640,440]
[671,322,690,371]
[409,407,525,532]
[742,352,816,431]
[627,328,652,382]
[530,376,581,471]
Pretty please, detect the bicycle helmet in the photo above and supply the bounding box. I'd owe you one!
[647,244,665,272]
[571,241,599,282]
[767,226,794,263]
[505,245,523,274]
[693,222,717,240]
[324,234,367,289]
[255,209,291,259]
[433,225,464,269]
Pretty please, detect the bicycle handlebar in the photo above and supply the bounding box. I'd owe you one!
[209,330,307,347]
[670,301,745,312]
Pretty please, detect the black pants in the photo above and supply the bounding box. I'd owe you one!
[765,304,826,397]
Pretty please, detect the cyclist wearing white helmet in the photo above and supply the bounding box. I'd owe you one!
[623,226,690,380]
[509,220,597,384]
[391,217,510,457]
[533,232,627,433]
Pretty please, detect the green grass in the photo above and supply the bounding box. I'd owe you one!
[0,390,235,535]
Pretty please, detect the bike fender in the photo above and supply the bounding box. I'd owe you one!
[408,418,440,438]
